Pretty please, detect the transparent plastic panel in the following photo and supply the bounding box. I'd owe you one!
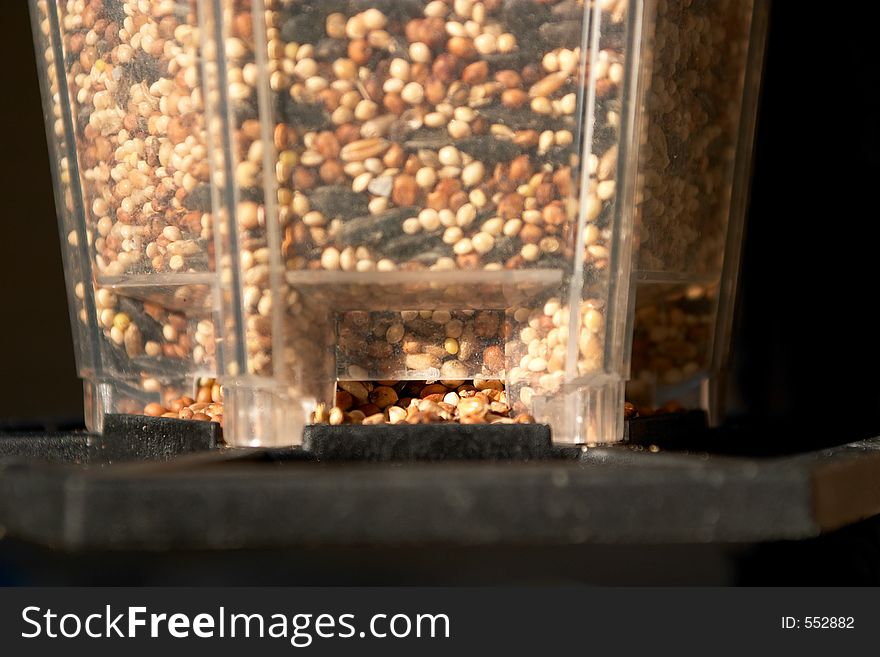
[207,0,646,445]
[30,0,99,382]
[629,0,766,419]
[30,0,219,429]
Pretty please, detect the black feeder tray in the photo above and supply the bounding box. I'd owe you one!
[2,410,880,558]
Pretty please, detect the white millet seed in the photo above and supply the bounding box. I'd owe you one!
[472,232,495,254]
[453,238,474,255]
[409,42,431,63]
[389,58,410,80]
[418,208,441,231]
[461,160,485,187]
[443,226,463,244]
[401,82,425,104]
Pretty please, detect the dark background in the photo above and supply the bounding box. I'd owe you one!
[1,1,878,440]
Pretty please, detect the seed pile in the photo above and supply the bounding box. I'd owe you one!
[35,0,217,408]
[313,379,534,425]
[221,0,630,421]
[140,381,683,427]
[143,377,223,423]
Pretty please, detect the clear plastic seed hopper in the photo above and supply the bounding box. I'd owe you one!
[203,0,650,446]
[30,0,220,430]
[31,0,767,446]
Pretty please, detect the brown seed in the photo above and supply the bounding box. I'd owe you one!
[335,122,361,145]
[320,159,345,183]
[420,383,449,398]
[520,223,543,244]
[448,190,468,211]
[335,390,354,411]
[340,138,391,162]
[456,253,481,269]
[484,389,504,403]
[495,70,522,89]
[483,345,505,371]
[497,193,524,218]
[358,403,381,417]
[370,385,399,409]
[513,130,539,147]
[405,17,446,47]
[502,88,528,108]
[314,131,341,158]
[392,174,419,206]
[448,37,476,59]
[521,63,543,84]
[553,166,573,196]
[509,155,532,181]
[432,53,459,82]
[294,167,317,190]
[383,143,406,168]
[424,77,447,104]
[192,413,211,422]
[535,181,555,206]
[462,61,489,85]
[274,124,290,150]
[144,403,167,417]
[542,202,566,225]
[318,88,341,112]
[409,62,430,83]
[596,77,614,98]
[426,191,446,210]
[403,154,422,176]
[197,386,213,403]
[339,380,371,403]
[471,116,489,135]
[529,71,569,98]
[383,93,406,115]
[348,39,372,65]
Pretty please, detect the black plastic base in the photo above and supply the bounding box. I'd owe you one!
[0,411,707,465]
[0,414,222,465]
[3,413,880,552]
[302,423,580,461]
